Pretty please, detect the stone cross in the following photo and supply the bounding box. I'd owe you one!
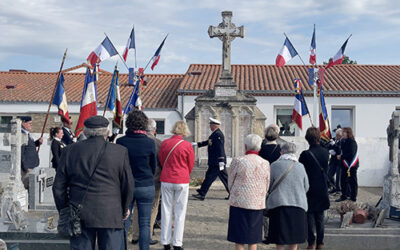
[37,169,47,203]
[387,111,399,175]
[208,11,245,77]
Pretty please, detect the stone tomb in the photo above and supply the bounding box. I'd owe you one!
[0,150,11,185]
[29,167,56,211]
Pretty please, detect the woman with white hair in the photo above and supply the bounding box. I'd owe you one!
[227,134,270,250]
[267,142,309,250]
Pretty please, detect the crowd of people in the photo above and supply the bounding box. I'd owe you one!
[19,110,359,250]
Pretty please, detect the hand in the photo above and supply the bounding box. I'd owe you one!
[38,137,43,145]
[191,142,198,147]
[113,128,120,135]
[123,209,130,221]
[337,155,341,160]
[329,139,335,146]
[219,162,225,171]
[26,169,32,173]
[329,149,336,156]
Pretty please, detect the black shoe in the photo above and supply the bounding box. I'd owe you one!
[131,239,138,245]
[262,239,269,245]
[224,196,229,200]
[329,189,338,194]
[173,246,184,250]
[192,194,205,200]
[164,245,171,250]
[335,197,347,202]
[196,189,201,193]
[149,239,158,245]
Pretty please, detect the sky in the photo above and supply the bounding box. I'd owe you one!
[1,0,400,74]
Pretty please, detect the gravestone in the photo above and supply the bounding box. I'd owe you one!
[0,150,11,185]
[381,111,400,217]
[28,167,56,210]
[186,11,266,165]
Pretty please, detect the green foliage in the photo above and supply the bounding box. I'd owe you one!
[323,56,357,65]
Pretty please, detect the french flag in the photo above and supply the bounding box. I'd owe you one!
[122,27,135,62]
[74,67,98,137]
[124,80,142,114]
[105,69,123,127]
[52,73,70,123]
[87,36,119,67]
[318,84,332,141]
[276,37,298,67]
[309,26,316,65]
[151,35,168,70]
[325,36,351,69]
[292,79,309,130]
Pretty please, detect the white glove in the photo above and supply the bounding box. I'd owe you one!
[329,139,335,146]
[191,142,198,146]
[329,149,336,156]
[113,128,120,134]
[219,162,225,171]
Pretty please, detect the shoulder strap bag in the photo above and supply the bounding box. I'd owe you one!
[163,140,184,167]
[266,160,295,201]
[308,150,335,187]
[58,141,108,238]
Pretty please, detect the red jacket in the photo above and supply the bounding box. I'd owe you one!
[159,135,195,184]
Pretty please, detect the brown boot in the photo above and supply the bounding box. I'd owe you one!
[307,245,315,249]
[316,244,324,249]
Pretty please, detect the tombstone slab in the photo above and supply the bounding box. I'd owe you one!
[29,167,56,210]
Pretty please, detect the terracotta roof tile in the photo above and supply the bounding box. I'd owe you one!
[178,64,400,96]
[0,69,184,109]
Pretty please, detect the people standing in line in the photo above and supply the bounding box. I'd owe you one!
[258,124,281,245]
[131,119,162,246]
[227,134,270,250]
[158,121,195,250]
[61,118,75,145]
[50,127,66,170]
[327,128,343,194]
[20,116,43,189]
[299,127,330,250]
[336,127,359,202]
[192,118,229,200]
[53,116,134,250]
[116,110,156,250]
[266,143,309,250]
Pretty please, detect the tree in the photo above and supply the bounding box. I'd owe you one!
[323,56,357,65]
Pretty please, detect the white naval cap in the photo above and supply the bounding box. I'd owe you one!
[209,117,221,125]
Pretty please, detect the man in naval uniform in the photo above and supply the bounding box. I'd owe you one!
[192,118,229,200]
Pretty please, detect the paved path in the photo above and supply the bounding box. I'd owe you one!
[128,185,382,250]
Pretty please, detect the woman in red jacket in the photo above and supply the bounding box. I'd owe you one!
[158,121,195,250]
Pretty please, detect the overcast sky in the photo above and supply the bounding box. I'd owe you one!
[1,0,400,74]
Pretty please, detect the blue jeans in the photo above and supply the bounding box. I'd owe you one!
[124,185,155,250]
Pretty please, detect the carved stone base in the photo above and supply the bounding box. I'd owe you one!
[381,174,400,217]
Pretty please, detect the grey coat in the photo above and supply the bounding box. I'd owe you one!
[266,158,309,211]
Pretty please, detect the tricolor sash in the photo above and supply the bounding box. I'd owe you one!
[343,152,359,170]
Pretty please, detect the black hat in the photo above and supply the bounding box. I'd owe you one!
[84,116,109,128]
[19,116,32,122]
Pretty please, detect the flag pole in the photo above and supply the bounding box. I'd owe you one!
[104,32,130,72]
[133,24,137,69]
[311,24,318,127]
[37,48,68,153]
[103,64,118,117]
[143,34,168,72]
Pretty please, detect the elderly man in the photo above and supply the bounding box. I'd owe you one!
[192,118,229,201]
[131,119,162,245]
[61,117,75,145]
[20,116,43,189]
[53,116,134,250]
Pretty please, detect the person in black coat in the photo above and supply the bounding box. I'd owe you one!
[61,119,75,145]
[50,127,66,170]
[53,116,134,250]
[20,116,43,189]
[259,124,282,164]
[327,128,342,193]
[336,127,359,202]
[192,118,229,200]
[299,127,330,250]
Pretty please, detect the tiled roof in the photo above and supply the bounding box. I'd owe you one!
[178,64,400,97]
[0,68,184,109]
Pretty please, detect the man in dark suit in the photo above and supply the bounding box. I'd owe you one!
[53,116,134,250]
[192,118,229,200]
[61,118,74,145]
[20,116,43,189]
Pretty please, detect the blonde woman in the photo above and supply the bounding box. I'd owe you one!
[158,121,195,250]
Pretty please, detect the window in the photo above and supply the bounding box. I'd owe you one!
[155,120,165,135]
[331,108,353,135]
[0,116,12,132]
[276,108,295,136]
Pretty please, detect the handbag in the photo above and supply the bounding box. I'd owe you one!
[264,161,295,216]
[308,150,335,187]
[162,140,184,167]
[57,141,107,238]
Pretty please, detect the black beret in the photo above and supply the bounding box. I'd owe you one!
[19,116,32,122]
[84,116,109,128]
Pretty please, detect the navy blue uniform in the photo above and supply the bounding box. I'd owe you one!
[197,128,229,196]
[62,127,74,145]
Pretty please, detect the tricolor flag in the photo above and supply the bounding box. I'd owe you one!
[292,79,309,130]
[318,84,331,141]
[276,37,298,67]
[105,69,123,127]
[309,26,316,65]
[75,67,98,137]
[52,73,70,123]
[325,36,351,69]
[122,27,136,62]
[87,36,119,67]
[151,35,167,70]
[124,79,142,114]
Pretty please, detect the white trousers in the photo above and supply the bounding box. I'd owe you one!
[160,182,189,247]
